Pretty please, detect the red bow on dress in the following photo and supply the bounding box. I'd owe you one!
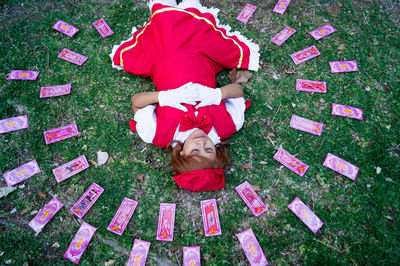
[179,108,212,134]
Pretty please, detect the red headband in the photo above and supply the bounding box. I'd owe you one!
[173,168,225,192]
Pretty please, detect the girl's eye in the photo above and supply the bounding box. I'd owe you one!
[190,149,200,154]
[206,148,214,153]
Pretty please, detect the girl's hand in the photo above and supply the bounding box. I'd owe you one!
[158,83,198,112]
[193,84,222,109]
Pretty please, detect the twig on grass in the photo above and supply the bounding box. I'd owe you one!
[362,11,372,30]
[313,238,341,252]
[271,103,282,123]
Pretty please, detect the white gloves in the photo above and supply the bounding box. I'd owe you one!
[158,83,198,112]
[192,84,222,109]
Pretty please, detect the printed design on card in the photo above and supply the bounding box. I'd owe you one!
[201,199,221,237]
[64,222,97,264]
[107,198,138,235]
[8,70,39,80]
[288,197,323,233]
[58,49,88,66]
[332,104,363,120]
[323,153,359,180]
[127,240,151,266]
[271,26,296,46]
[71,183,104,218]
[183,246,201,266]
[329,60,359,73]
[291,45,320,64]
[156,203,176,241]
[237,228,268,265]
[29,198,64,234]
[236,4,257,23]
[310,24,336,40]
[296,79,326,93]
[53,155,89,183]
[236,181,267,217]
[52,20,79,37]
[0,115,29,134]
[44,123,79,144]
[273,0,291,14]
[40,84,71,98]
[93,18,114,38]
[3,160,41,187]
[290,115,323,136]
[273,148,309,176]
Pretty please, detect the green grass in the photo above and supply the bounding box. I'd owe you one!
[1,0,399,265]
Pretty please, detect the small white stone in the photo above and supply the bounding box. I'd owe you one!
[30,210,39,216]
[0,251,4,256]
[376,167,382,174]
[100,104,104,108]
[365,86,371,92]
[52,242,60,248]
[18,184,25,189]
[10,208,17,214]
[272,72,279,80]
[291,103,296,108]
[386,125,391,130]
[97,151,109,166]
[5,259,12,265]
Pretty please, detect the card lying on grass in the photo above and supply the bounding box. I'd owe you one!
[332,103,363,120]
[127,239,151,266]
[58,49,88,66]
[235,181,268,217]
[107,197,138,236]
[296,79,326,93]
[28,197,63,234]
[156,203,176,241]
[290,45,320,64]
[183,246,201,266]
[93,18,114,38]
[271,26,296,46]
[310,24,336,40]
[323,153,359,180]
[43,123,79,144]
[64,222,96,264]
[273,0,291,15]
[8,70,39,80]
[52,20,79,37]
[290,115,323,136]
[0,115,29,134]
[3,160,41,187]
[201,199,222,237]
[274,147,309,176]
[70,182,104,219]
[329,60,359,73]
[236,228,269,265]
[53,155,89,183]
[236,3,257,24]
[288,197,324,233]
[40,84,71,98]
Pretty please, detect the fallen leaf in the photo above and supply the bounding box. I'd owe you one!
[337,44,346,50]
[90,160,98,168]
[38,192,47,198]
[250,184,260,191]
[97,151,109,166]
[383,84,392,93]
[108,156,114,163]
[267,132,276,137]
[104,260,116,266]
[136,174,144,181]
[82,145,87,151]
[230,70,252,84]
[228,69,237,82]
[67,187,75,195]
[240,162,253,169]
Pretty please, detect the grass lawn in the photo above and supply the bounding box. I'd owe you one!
[0,0,399,265]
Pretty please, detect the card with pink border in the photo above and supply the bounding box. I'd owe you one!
[323,153,359,180]
[52,20,79,37]
[70,182,104,219]
[288,197,323,233]
[201,199,222,237]
[331,103,363,120]
[43,123,79,144]
[235,181,268,217]
[329,60,359,73]
[296,79,327,93]
[273,0,291,15]
[273,147,309,176]
[3,160,41,187]
[290,115,323,136]
[309,24,336,40]
[236,228,269,265]
[28,197,64,234]
[0,115,29,134]
[290,45,321,65]
[127,239,151,266]
[53,155,89,183]
[8,70,39,80]
[58,49,88,66]
[107,197,138,236]
[93,18,114,38]
[156,203,176,241]
[40,84,71,98]
[236,3,257,24]
[183,246,201,266]
[64,222,97,264]
[271,26,296,46]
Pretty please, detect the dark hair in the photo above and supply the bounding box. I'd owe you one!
[167,140,229,174]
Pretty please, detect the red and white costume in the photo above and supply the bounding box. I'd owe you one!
[110,0,260,148]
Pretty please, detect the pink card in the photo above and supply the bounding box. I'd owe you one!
[183,246,201,266]
[127,239,151,266]
[52,20,79,37]
[93,18,114,38]
[273,0,291,15]
[40,84,71,98]
[156,203,176,241]
[273,147,309,176]
[64,222,97,264]
[58,49,88,66]
[290,45,321,65]
[271,26,296,46]
[201,199,222,237]
[329,60,359,73]
[288,197,323,233]
[235,181,268,217]
[296,79,327,93]
[28,197,64,234]
[236,3,257,24]
[0,115,29,134]
[52,155,89,183]
[290,115,323,136]
[236,228,269,265]
[3,160,41,187]
[331,103,363,120]
[70,182,104,219]
[107,197,138,236]
[43,123,79,144]
[323,153,359,180]
[7,70,39,80]
[310,24,336,40]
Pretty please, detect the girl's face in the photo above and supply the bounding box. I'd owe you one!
[181,129,217,161]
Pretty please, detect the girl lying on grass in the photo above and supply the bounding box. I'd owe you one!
[110,0,260,191]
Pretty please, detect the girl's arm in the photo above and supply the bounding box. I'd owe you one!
[220,83,243,99]
[131,91,159,114]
